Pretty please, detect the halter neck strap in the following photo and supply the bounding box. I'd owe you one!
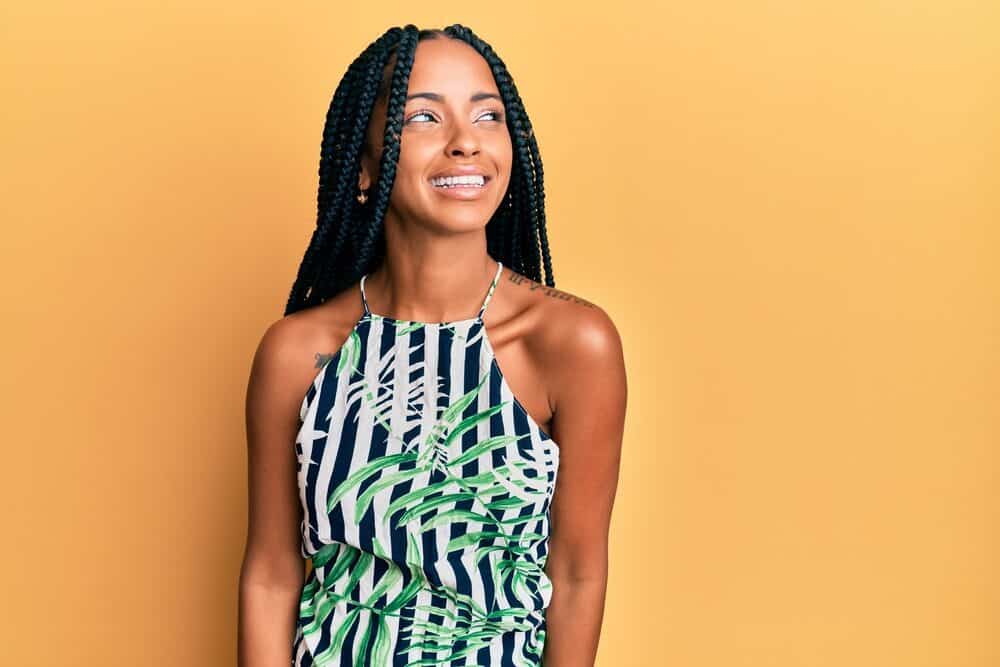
[475,259,504,321]
[359,274,372,316]
[358,259,504,323]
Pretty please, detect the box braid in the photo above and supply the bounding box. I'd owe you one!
[442,25,554,289]
[284,24,554,317]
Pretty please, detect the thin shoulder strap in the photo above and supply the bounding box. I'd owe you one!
[476,259,504,322]
[359,274,371,315]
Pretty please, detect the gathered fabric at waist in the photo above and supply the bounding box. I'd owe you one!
[294,539,550,666]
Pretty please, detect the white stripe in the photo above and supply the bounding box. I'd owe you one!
[465,330,490,630]
[313,352,351,552]
[354,317,386,627]
[342,317,382,548]
[407,325,439,663]
[376,321,413,658]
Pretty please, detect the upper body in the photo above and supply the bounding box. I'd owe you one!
[239,25,627,667]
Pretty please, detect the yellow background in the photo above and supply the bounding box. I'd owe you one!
[2,1,996,665]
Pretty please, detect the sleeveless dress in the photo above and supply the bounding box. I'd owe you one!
[292,258,561,666]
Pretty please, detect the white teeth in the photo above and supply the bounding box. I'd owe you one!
[431,174,486,188]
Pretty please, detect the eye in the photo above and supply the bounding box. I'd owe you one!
[405,108,506,125]
[479,109,505,122]
[405,110,436,124]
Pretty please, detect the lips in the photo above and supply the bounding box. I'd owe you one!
[429,175,490,188]
[428,176,492,199]
[428,166,492,181]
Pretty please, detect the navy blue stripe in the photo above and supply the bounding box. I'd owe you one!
[326,319,369,546]
[357,318,396,556]
[419,326,452,663]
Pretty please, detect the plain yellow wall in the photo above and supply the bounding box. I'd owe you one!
[2,1,996,665]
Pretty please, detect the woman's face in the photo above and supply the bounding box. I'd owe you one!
[359,38,513,233]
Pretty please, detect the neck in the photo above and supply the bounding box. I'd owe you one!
[364,241,498,323]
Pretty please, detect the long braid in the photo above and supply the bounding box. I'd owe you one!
[313,38,401,299]
[444,24,553,285]
[356,26,419,277]
[285,30,400,308]
[284,24,555,317]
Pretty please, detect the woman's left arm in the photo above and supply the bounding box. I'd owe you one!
[541,305,628,667]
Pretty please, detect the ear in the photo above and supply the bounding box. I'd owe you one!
[358,166,371,192]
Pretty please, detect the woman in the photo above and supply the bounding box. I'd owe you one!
[239,24,627,667]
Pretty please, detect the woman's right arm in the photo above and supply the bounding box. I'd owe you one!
[238,319,308,666]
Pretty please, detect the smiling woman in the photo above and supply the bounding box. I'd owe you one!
[238,23,627,667]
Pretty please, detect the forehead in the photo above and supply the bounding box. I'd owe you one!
[406,38,499,96]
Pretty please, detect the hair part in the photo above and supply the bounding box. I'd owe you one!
[284,24,554,316]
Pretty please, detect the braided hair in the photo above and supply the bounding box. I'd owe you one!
[283,23,554,317]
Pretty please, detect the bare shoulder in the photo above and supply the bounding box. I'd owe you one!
[248,283,366,423]
[504,268,624,370]
[241,286,365,586]
[508,271,626,588]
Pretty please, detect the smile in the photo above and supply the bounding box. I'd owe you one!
[427,174,492,200]
[429,174,490,188]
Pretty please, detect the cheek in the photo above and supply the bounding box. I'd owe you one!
[496,137,514,176]
[498,151,514,190]
[389,143,436,203]
[392,142,427,186]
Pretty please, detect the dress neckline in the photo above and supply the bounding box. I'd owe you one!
[359,259,503,327]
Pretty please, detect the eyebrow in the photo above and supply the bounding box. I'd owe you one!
[405,91,503,103]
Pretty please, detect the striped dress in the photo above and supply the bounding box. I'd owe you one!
[293,258,560,666]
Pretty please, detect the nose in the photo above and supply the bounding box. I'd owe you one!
[445,120,480,157]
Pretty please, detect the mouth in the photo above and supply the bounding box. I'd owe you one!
[428,174,492,190]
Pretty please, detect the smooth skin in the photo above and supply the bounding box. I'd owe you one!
[238,37,627,667]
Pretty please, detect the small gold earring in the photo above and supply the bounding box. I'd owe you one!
[357,188,368,204]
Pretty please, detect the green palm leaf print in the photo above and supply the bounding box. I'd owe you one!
[310,355,551,664]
